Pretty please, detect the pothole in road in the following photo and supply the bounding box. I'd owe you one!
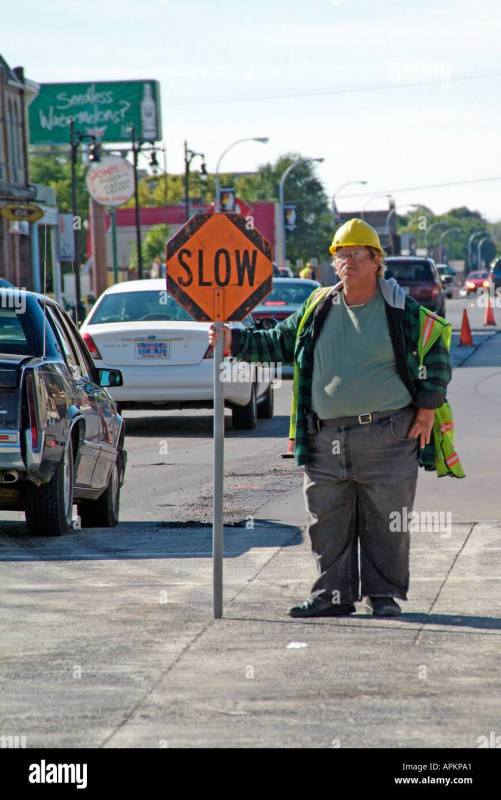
[157,519,280,529]
[154,467,303,526]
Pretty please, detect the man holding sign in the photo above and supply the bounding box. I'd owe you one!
[209,218,453,619]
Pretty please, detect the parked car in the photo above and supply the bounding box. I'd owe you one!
[278,266,295,278]
[0,290,126,536]
[436,264,455,298]
[384,256,446,316]
[80,280,274,430]
[489,258,501,294]
[251,278,321,327]
[461,270,490,295]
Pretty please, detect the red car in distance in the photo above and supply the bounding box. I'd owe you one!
[462,271,490,295]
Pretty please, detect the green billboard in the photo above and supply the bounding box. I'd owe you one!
[29,80,162,145]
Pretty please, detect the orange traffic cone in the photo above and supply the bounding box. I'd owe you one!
[459,309,474,346]
[281,439,295,459]
[484,292,496,326]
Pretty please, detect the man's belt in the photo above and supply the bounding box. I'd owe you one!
[316,405,413,430]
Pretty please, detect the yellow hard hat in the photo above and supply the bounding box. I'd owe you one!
[329,218,384,255]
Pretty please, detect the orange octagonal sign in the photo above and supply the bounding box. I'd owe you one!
[166,212,272,321]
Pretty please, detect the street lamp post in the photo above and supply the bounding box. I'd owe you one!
[384,204,422,255]
[361,193,392,220]
[424,221,449,256]
[214,137,269,212]
[438,227,461,263]
[468,230,487,272]
[385,203,422,229]
[184,140,207,222]
[278,156,324,269]
[477,236,491,271]
[130,125,144,280]
[110,137,164,281]
[331,180,367,220]
[69,117,100,322]
[69,119,80,315]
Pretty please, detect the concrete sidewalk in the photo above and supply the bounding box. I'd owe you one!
[2,481,500,749]
[104,489,501,749]
[2,333,501,749]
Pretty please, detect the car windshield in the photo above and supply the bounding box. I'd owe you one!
[467,272,488,280]
[262,282,318,306]
[89,291,194,323]
[0,306,34,355]
[384,260,434,282]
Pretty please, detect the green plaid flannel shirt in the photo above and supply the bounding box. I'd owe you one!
[232,291,451,468]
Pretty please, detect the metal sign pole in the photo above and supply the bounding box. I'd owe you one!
[212,318,224,619]
[166,214,272,620]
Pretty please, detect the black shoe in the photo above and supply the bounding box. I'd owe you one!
[288,596,356,618]
[368,596,401,617]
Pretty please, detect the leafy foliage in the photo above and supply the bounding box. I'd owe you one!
[398,206,497,265]
[128,224,170,270]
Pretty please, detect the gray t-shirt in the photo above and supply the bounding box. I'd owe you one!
[311,288,412,419]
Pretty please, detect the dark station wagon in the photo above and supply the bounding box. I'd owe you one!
[0,289,126,536]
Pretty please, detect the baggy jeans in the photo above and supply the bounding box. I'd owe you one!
[303,405,419,603]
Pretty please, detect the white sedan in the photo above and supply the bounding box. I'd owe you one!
[79,280,274,430]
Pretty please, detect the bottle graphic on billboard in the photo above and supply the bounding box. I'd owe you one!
[141,84,157,140]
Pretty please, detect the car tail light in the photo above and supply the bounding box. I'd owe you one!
[264,300,287,305]
[431,286,440,297]
[25,372,41,452]
[82,331,102,359]
[414,286,432,300]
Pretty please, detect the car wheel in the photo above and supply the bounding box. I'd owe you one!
[232,384,257,430]
[25,437,74,537]
[257,383,274,419]
[78,454,122,528]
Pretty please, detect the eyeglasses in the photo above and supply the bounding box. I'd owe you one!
[334,247,368,262]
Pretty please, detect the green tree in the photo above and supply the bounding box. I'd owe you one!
[128,224,170,270]
[29,152,84,214]
[126,171,215,209]
[232,153,333,264]
[143,224,170,263]
[398,206,495,265]
[29,151,89,264]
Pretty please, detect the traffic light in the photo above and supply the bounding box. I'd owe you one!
[149,150,159,169]
[88,142,101,163]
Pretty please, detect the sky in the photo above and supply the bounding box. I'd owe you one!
[4,0,501,221]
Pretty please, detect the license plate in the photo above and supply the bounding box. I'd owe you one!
[136,341,170,359]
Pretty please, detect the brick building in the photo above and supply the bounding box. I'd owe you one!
[0,55,37,286]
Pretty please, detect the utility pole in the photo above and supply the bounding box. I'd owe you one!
[69,118,81,318]
[69,119,100,321]
[184,140,207,222]
[130,125,143,280]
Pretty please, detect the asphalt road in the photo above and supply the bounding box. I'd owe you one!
[445,294,500,331]
[1,319,501,748]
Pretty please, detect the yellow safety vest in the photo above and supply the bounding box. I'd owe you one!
[418,308,465,478]
[288,288,465,478]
